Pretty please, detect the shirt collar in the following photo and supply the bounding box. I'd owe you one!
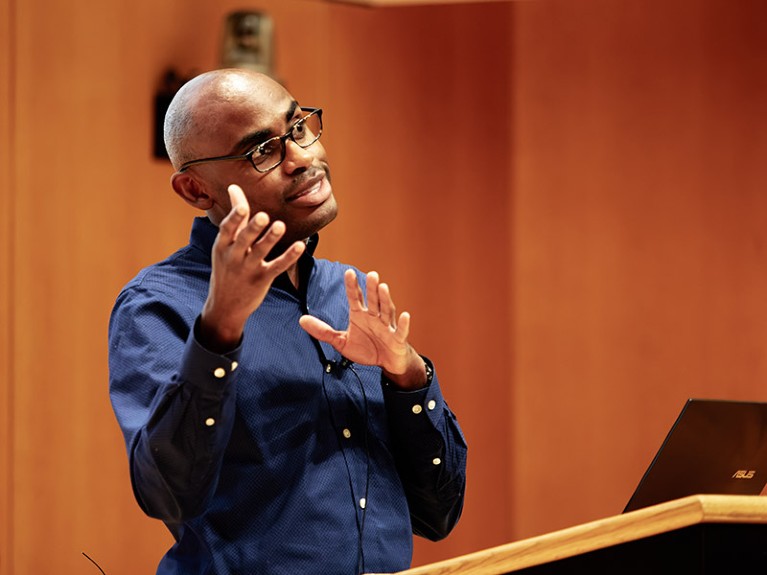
[190,217,219,255]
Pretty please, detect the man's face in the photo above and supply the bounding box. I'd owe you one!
[190,73,337,248]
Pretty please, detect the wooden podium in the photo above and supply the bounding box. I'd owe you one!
[374,495,767,574]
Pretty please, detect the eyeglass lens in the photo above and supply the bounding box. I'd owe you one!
[252,110,322,172]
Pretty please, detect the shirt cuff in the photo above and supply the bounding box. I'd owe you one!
[381,357,445,428]
[177,316,243,396]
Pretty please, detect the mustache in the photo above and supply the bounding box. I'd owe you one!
[283,163,331,198]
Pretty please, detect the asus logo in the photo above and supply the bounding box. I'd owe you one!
[732,470,756,479]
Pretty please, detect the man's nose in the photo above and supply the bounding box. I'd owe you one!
[281,139,314,173]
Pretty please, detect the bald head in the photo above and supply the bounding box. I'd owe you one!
[163,69,287,170]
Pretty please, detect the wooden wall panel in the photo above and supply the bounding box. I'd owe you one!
[511,0,767,540]
[324,3,516,564]
[12,2,183,573]
[8,2,335,574]
[1,1,14,573]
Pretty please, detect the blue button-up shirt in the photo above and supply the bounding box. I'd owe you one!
[109,217,467,575]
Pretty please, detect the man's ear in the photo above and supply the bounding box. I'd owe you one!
[170,171,215,210]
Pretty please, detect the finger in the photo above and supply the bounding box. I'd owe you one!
[378,282,397,327]
[232,211,270,254]
[227,184,250,238]
[395,311,411,343]
[248,219,288,259]
[366,271,380,317]
[263,240,305,277]
[218,203,249,246]
[299,314,343,345]
[344,269,366,312]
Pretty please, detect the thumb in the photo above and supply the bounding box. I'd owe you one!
[299,315,341,344]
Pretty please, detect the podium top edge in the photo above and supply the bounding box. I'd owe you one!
[378,495,767,575]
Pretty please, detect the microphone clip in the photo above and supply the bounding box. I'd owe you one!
[324,357,353,375]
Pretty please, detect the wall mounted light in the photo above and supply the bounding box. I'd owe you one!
[220,11,274,76]
[153,69,192,159]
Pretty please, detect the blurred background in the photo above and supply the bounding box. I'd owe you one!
[2,0,767,572]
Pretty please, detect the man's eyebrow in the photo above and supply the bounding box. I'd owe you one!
[233,101,301,153]
[234,128,272,153]
[284,100,299,124]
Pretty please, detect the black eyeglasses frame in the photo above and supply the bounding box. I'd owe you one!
[177,107,323,174]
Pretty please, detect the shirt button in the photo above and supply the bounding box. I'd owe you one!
[213,367,226,379]
[231,361,239,371]
[359,498,366,509]
[427,400,436,411]
[205,418,216,427]
[432,457,442,466]
[412,404,423,414]
[342,428,352,439]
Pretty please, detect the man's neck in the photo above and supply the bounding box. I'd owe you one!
[269,234,318,296]
[286,263,300,290]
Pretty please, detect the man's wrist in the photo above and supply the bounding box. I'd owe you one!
[198,309,244,354]
[382,354,434,391]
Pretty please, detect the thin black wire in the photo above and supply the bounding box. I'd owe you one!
[320,363,371,575]
[82,552,107,575]
[348,364,371,575]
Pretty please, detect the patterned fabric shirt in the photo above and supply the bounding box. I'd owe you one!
[108,217,468,575]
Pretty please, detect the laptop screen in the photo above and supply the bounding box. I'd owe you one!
[623,398,767,513]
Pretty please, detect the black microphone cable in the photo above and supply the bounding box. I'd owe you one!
[320,360,371,575]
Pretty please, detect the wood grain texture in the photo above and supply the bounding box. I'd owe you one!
[0,0,14,573]
[323,3,516,565]
[376,495,767,575]
[510,0,767,540]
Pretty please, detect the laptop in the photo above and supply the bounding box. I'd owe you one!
[623,398,767,513]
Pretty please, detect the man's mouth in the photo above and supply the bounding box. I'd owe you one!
[286,174,332,207]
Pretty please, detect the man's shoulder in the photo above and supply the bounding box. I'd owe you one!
[122,216,215,290]
[118,244,210,302]
[313,257,361,274]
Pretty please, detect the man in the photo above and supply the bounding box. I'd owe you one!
[109,68,467,575]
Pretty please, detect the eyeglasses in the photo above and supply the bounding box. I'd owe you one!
[178,107,323,174]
